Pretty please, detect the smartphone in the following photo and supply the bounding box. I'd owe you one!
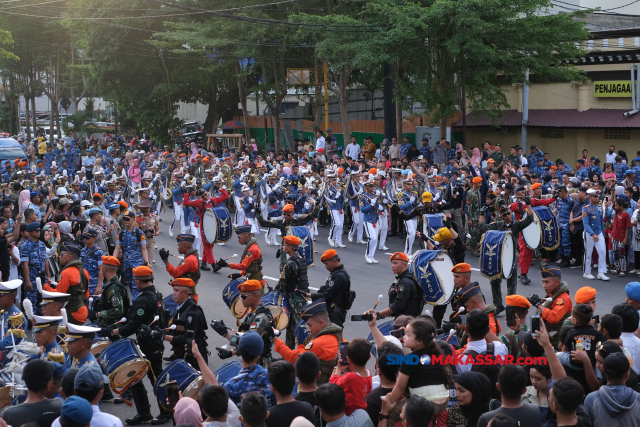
[531,315,541,337]
[166,381,180,409]
[505,307,516,327]
[592,314,600,329]
[350,314,373,322]
[390,329,405,339]
[458,314,467,325]
[339,342,349,365]
[186,330,194,356]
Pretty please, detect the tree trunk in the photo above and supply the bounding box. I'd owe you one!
[272,100,282,153]
[235,62,250,142]
[25,97,31,141]
[396,97,403,142]
[314,43,322,130]
[337,68,351,148]
[31,95,36,136]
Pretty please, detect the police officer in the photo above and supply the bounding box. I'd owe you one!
[376,252,423,319]
[583,189,610,281]
[211,280,275,368]
[88,256,129,335]
[277,235,309,348]
[113,209,149,301]
[101,266,172,425]
[136,199,159,265]
[162,278,208,370]
[309,249,351,327]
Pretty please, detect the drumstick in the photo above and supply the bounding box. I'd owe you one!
[373,295,383,310]
[106,317,127,328]
[148,315,160,327]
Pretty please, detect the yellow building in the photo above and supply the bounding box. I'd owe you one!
[458,26,640,161]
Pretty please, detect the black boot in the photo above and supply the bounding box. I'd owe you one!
[200,263,211,271]
[151,413,173,425]
[495,305,505,316]
[559,256,570,268]
[125,414,153,425]
[519,273,530,284]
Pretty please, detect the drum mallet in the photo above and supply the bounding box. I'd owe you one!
[373,295,383,310]
[147,315,160,327]
[106,317,127,328]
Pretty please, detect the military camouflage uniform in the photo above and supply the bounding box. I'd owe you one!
[278,253,309,349]
[222,364,276,406]
[499,324,529,359]
[466,187,482,254]
[233,303,275,368]
[98,276,129,335]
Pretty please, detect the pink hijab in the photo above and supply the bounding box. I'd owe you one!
[174,397,203,427]
[19,190,31,213]
[189,142,198,164]
[470,147,481,166]
[129,159,142,184]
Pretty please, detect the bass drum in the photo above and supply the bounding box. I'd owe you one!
[295,319,312,347]
[202,207,234,244]
[409,250,455,306]
[100,338,149,394]
[261,291,291,330]
[155,360,203,411]
[533,206,560,251]
[286,226,315,267]
[479,230,515,280]
[222,278,247,318]
[214,361,242,385]
[521,210,541,250]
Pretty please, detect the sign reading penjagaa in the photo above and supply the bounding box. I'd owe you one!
[593,81,632,97]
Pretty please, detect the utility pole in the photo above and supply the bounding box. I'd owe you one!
[521,69,530,152]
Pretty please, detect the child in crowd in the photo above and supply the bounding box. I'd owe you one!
[329,337,373,415]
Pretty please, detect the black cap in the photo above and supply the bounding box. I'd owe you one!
[604,352,631,379]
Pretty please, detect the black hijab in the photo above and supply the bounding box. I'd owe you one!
[455,371,493,427]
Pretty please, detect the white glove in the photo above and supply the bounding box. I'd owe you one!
[14,342,39,355]
[410,196,416,203]
[248,197,254,203]
[5,361,24,374]
[304,202,310,210]
[100,180,106,187]
[378,205,385,211]
[12,352,29,363]
[326,199,336,204]
[383,199,388,204]
[371,197,378,204]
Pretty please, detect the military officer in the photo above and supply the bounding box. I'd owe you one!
[101,266,171,426]
[376,252,423,319]
[80,228,105,296]
[160,234,200,300]
[136,199,159,265]
[30,315,65,364]
[162,278,208,370]
[212,279,275,368]
[272,299,342,385]
[217,225,264,286]
[527,267,573,350]
[0,277,27,367]
[113,209,149,301]
[309,249,351,327]
[277,235,310,348]
[64,323,102,369]
[20,220,48,312]
[499,295,530,359]
[88,256,129,335]
[582,189,610,281]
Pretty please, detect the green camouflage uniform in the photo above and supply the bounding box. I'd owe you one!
[98,276,129,335]
[500,324,529,359]
[466,187,482,253]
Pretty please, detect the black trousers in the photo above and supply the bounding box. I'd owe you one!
[570,229,584,264]
[130,342,171,416]
[390,208,401,235]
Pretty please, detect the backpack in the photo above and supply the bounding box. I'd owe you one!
[466,342,502,400]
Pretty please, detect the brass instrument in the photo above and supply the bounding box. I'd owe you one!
[220,164,235,190]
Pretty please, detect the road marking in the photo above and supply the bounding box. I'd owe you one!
[471,268,480,271]
[260,229,268,232]
[263,275,318,290]
[385,253,394,255]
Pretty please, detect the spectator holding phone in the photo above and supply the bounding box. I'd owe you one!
[329,338,373,415]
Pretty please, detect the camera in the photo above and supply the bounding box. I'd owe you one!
[351,314,373,321]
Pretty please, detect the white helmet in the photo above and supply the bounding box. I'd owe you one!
[56,187,68,196]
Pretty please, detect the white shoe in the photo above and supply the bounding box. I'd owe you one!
[597,273,610,281]
[337,244,346,248]
[153,260,156,263]
[169,229,174,237]
[365,256,373,264]
[583,273,595,280]
[593,263,598,268]
[348,234,353,243]
[629,269,638,274]
[371,258,379,264]
[218,242,225,246]
[357,240,367,245]
[328,237,335,247]
[155,245,158,249]
[379,246,389,251]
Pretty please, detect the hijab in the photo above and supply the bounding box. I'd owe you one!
[58,221,74,240]
[470,148,481,166]
[174,397,203,427]
[455,371,493,427]
[40,225,55,247]
[18,190,31,214]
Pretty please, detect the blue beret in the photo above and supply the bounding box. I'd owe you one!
[300,298,327,321]
[626,282,640,301]
[635,157,640,162]
[235,225,252,234]
[88,208,102,215]
[455,283,482,306]
[108,204,120,211]
[49,361,64,378]
[26,223,40,233]
[541,267,562,278]
[577,159,585,164]
[238,330,264,357]
[618,195,630,205]
[30,191,39,198]
[82,228,97,239]
[326,128,332,132]
[444,173,452,179]
[627,170,635,175]
[62,395,93,424]
[60,243,81,256]
[75,363,109,391]
[515,186,525,193]
[177,234,195,244]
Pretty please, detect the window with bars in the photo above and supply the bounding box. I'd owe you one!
[539,128,564,138]
[604,128,631,140]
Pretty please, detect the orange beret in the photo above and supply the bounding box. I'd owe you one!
[164,151,170,155]
[170,278,195,288]
[531,183,542,190]
[283,235,301,246]
[321,249,338,263]
[133,265,153,278]
[451,263,471,273]
[283,204,294,213]
[472,177,483,184]
[490,146,496,150]
[117,201,128,208]
[575,286,596,304]
[101,255,120,266]
[369,168,377,175]
[487,159,495,163]
[179,153,186,157]
[18,162,26,167]
[550,166,557,170]
[93,193,102,199]
[390,252,408,262]
[506,295,531,308]
[196,154,202,159]
[203,157,210,162]
[238,280,262,292]
[338,168,344,174]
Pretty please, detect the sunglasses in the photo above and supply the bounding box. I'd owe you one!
[123,217,132,221]
[240,293,257,300]
[501,213,510,217]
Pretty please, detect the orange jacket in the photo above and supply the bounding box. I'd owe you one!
[228,243,261,276]
[166,253,198,278]
[44,267,90,323]
[274,334,340,363]
[542,292,573,324]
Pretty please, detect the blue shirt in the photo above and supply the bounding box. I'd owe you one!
[223,364,276,406]
[582,203,604,236]
[20,239,47,283]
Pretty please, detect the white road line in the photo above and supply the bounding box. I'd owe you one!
[263,275,318,290]
[471,268,480,271]
[260,229,268,232]
[384,253,394,255]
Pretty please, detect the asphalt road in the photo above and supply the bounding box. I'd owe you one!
[88,210,632,422]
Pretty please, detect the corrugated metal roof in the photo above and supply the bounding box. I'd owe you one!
[456,109,640,128]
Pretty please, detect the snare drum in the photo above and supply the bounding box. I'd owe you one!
[203,207,233,244]
[479,230,515,280]
[261,291,291,330]
[214,361,242,385]
[409,250,455,306]
[155,360,203,411]
[286,226,315,267]
[100,338,149,393]
[295,319,311,347]
[436,332,461,347]
[521,211,541,250]
[223,279,247,318]
[367,320,394,357]
[91,338,111,361]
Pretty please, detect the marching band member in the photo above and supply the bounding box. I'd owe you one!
[397,177,419,255]
[29,314,65,363]
[240,183,260,235]
[44,243,90,325]
[325,171,345,248]
[64,323,102,369]
[347,170,365,245]
[277,235,310,349]
[373,172,389,251]
[583,189,610,281]
[217,225,264,287]
[160,234,201,299]
[40,289,70,357]
[169,169,186,236]
[0,280,26,367]
[360,178,380,264]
